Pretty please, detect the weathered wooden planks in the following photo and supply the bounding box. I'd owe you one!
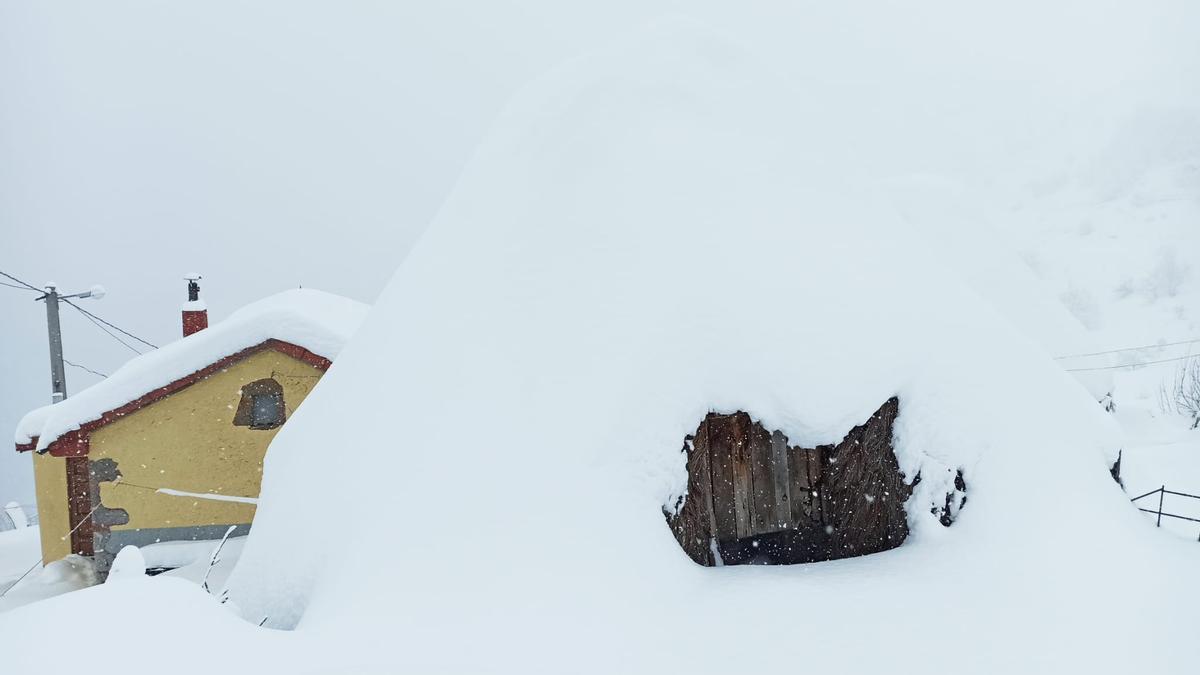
[729,414,754,539]
[747,425,777,534]
[769,431,792,530]
[666,398,913,566]
[706,415,739,543]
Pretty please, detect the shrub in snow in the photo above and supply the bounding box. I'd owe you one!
[928,468,968,527]
[1160,358,1200,429]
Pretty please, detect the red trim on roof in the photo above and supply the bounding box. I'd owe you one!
[15,339,331,456]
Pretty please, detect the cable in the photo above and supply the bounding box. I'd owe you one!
[0,268,41,292]
[5,266,158,355]
[0,501,102,600]
[0,280,38,292]
[111,480,259,504]
[1065,354,1199,372]
[62,299,158,349]
[62,357,108,378]
[1055,338,1200,360]
[70,307,144,355]
[0,558,43,599]
[110,480,168,493]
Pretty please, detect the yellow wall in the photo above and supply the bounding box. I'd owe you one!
[32,452,71,563]
[87,348,323,535]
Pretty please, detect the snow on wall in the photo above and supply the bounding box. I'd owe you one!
[15,289,368,451]
[211,20,1199,672]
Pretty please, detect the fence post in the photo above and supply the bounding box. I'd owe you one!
[1157,486,1165,528]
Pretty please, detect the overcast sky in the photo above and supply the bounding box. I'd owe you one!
[2,1,1193,505]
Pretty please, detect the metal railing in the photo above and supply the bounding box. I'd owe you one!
[1131,486,1200,541]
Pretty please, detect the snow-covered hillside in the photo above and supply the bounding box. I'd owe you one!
[1,8,1197,675]
[996,87,1200,532]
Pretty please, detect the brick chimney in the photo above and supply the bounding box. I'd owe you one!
[182,274,208,337]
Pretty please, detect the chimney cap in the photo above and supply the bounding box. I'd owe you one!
[184,273,202,281]
[182,274,208,336]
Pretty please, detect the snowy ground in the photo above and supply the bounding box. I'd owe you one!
[1117,408,1200,541]
[0,527,41,600]
[0,525,246,613]
[0,521,96,613]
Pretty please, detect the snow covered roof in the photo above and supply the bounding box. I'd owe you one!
[15,289,368,452]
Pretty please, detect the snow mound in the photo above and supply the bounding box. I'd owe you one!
[15,288,368,451]
[106,546,146,582]
[0,576,284,675]
[212,20,1197,672]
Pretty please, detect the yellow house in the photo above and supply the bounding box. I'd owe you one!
[14,282,366,578]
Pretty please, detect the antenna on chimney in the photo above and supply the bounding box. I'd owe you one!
[186,273,201,302]
[182,273,208,337]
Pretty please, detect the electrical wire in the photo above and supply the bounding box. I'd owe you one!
[1055,338,1200,360]
[62,298,158,349]
[0,280,38,292]
[111,480,171,493]
[2,267,158,352]
[0,501,103,599]
[62,357,108,378]
[0,269,41,292]
[1064,353,1199,372]
[70,306,144,355]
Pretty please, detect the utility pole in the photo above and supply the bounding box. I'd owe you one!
[41,284,68,404]
[36,283,105,404]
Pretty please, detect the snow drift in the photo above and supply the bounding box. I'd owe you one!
[210,20,1199,672]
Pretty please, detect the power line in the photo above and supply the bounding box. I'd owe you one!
[0,280,38,292]
[70,307,144,355]
[62,357,108,378]
[61,299,158,349]
[0,268,41,292]
[1055,338,1200,360]
[1065,354,1198,372]
[3,266,157,356]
